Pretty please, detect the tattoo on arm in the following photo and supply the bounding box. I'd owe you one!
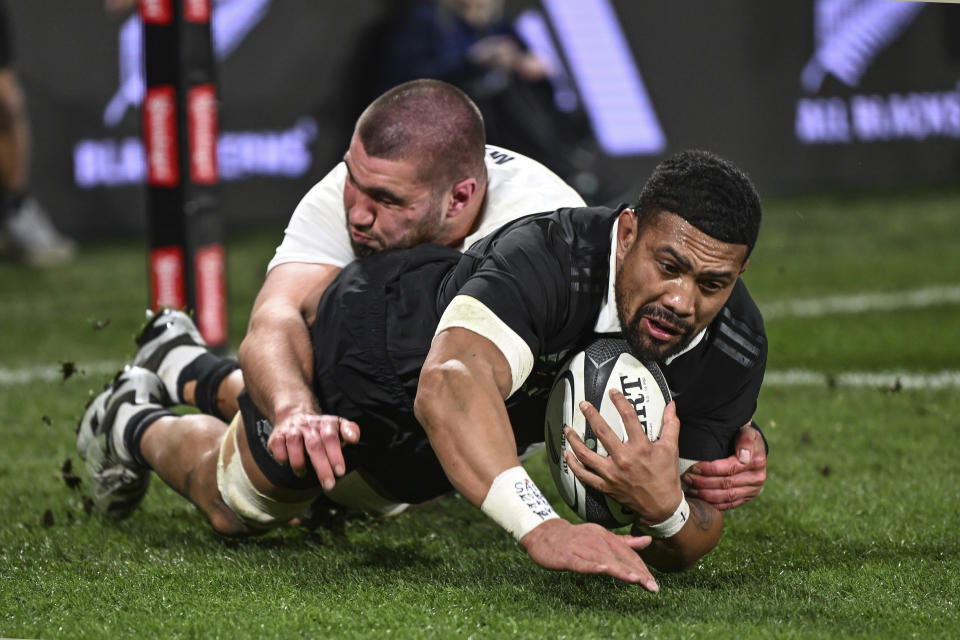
[689,498,717,532]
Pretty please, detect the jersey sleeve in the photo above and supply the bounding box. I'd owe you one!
[460,146,586,249]
[436,210,613,393]
[267,163,354,272]
[674,301,768,462]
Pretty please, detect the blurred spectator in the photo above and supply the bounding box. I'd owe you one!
[375,0,604,202]
[0,1,76,267]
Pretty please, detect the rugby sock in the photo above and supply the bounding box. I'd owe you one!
[113,403,176,470]
[178,353,240,421]
[156,344,209,403]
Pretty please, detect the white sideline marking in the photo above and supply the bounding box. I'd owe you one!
[764,369,960,389]
[1,360,959,390]
[761,284,960,319]
[3,285,959,388]
[0,360,122,386]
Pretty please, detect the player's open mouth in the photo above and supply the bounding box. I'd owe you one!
[642,316,680,341]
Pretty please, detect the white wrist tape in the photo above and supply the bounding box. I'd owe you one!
[481,466,559,541]
[644,496,691,539]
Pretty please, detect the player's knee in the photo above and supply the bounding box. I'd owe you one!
[206,501,256,538]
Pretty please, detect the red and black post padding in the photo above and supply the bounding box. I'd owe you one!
[141,0,227,349]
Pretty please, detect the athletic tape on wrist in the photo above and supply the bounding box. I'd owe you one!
[481,466,559,541]
[643,496,690,539]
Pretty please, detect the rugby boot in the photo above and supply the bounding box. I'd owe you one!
[133,308,206,371]
[133,308,207,403]
[77,366,167,519]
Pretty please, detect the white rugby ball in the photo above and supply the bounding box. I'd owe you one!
[544,337,671,528]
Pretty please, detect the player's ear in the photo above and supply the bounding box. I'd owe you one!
[445,177,479,218]
[616,208,638,260]
[739,257,750,275]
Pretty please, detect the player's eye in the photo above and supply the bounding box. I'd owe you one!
[659,262,679,276]
[699,280,724,293]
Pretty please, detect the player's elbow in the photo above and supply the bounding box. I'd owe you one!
[645,538,720,573]
[414,359,470,430]
[639,499,724,572]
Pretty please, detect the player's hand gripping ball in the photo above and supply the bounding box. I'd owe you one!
[544,337,671,528]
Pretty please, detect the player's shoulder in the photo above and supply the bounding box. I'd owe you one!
[468,205,617,257]
[709,279,767,369]
[296,162,346,210]
[483,145,586,203]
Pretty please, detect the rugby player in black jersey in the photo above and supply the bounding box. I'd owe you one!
[79,150,765,591]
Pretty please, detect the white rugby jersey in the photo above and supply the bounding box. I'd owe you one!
[267,145,586,271]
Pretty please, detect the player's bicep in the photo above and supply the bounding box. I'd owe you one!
[433,295,534,397]
[253,262,342,327]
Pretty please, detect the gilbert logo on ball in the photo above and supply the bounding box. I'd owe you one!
[544,337,671,528]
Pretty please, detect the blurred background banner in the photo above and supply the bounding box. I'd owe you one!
[9,0,960,237]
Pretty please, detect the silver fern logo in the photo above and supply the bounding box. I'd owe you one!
[795,0,960,145]
[801,0,923,94]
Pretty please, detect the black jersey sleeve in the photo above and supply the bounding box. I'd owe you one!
[669,281,768,461]
[440,207,616,359]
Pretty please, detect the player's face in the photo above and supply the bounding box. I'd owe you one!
[614,209,749,362]
[342,135,446,257]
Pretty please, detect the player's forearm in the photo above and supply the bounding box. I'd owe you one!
[635,498,723,572]
[238,307,317,423]
[415,358,519,507]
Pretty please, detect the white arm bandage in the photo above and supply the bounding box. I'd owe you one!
[480,466,559,541]
[434,295,534,397]
[637,496,691,539]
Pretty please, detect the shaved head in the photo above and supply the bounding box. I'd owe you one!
[356,79,487,190]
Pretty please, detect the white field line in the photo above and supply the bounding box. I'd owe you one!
[760,284,960,319]
[0,360,122,386]
[764,369,960,389]
[2,361,960,390]
[2,285,959,388]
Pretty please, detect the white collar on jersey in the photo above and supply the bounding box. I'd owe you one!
[592,216,705,366]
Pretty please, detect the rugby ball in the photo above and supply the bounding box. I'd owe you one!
[544,337,671,528]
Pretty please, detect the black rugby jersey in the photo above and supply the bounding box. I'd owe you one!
[438,206,767,462]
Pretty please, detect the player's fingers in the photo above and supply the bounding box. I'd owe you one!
[608,388,650,446]
[660,401,681,446]
[712,498,748,511]
[567,549,656,590]
[318,419,347,477]
[619,533,654,551]
[564,449,608,492]
[685,484,761,509]
[564,426,608,472]
[598,540,659,591]
[339,418,361,444]
[578,400,624,456]
[284,431,309,478]
[301,428,337,490]
[684,455,741,478]
[683,467,766,490]
[268,432,289,466]
[579,395,623,451]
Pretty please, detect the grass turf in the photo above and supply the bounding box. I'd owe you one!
[1,185,959,638]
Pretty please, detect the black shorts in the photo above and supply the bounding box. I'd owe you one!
[242,244,463,503]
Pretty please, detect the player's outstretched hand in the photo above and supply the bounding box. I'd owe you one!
[566,393,684,524]
[520,518,658,591]
[682,422,766,510]
[267,410,360,490]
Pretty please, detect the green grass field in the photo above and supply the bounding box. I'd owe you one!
[1,186,959,639]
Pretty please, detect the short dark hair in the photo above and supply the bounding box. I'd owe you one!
[636,150,762,256]
[356,79,487,189]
